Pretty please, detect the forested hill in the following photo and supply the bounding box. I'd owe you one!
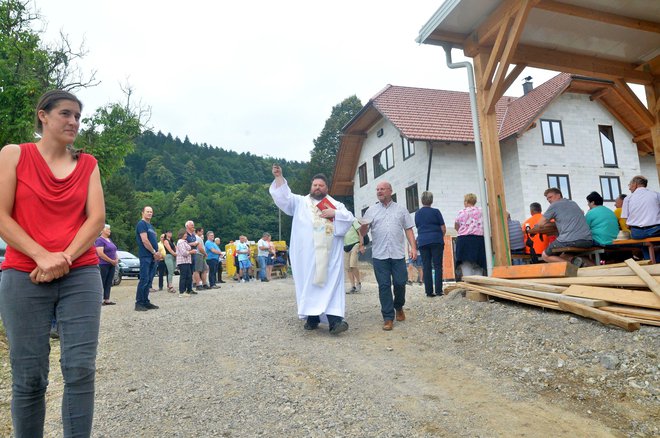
[122,130,308,191]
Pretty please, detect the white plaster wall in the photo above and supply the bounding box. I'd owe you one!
[516,93,643,213]
[638,155,660,192]
[353,119,427,222]
[500,138,525,222]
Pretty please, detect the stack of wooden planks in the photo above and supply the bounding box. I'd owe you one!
[448,259,660,332]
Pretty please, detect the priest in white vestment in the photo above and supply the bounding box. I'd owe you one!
[269,164,354,335]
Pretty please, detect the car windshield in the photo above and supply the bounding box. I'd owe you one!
[117,251,137,260]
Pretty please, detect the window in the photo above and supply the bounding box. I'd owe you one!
[405,184,419,213]
[391,193,397,203]
[401,137,415,160]
[361,207,369,218]
[540,119,564,145]
[358,163,367,187]
[600,176,621,202]
[547,174,571,199]
[373,144,394,178]
[376,128,384,137]
[598,125,618,167]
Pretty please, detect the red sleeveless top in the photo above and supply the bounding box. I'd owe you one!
[2,143,99,272]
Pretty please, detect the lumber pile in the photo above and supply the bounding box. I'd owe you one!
[451,259,660,331]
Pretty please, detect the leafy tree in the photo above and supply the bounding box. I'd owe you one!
[77,102,142,180]
[292,95,363,211]
[0,0,96,146]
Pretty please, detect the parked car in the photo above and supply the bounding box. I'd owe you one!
[112,265,122,286]
[117,250,141,278]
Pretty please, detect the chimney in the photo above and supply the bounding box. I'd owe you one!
[522,76,533,95]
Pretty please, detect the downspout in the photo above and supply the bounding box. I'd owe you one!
[426,142,433,191]
[441,45,493,276]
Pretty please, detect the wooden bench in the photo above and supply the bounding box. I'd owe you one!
[551,246,605,264]
[607,237,660,264]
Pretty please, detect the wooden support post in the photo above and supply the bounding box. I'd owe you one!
[645,80,660,181]
[473,51,510,267]
[625,258,660,300]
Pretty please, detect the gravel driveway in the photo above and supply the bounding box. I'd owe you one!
[8,268,657,437]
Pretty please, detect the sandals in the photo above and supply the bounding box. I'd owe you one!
[102,301,116,306]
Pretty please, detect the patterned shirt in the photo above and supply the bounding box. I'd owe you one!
[176,239,192,265]
[363,201,414,260]
[455,206,484,236]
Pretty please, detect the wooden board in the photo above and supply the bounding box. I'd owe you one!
[463,275,567,293]
[457,282,560,310]
[490,286,608,307]
[600,305,660,321]
[443,235,456,281]
[533,276,660,288]
[625,258,660,299]
[578,260,650,271]
[558,301,640,331]
[492,262,577,279]
[577,264,660,277]
[563,285,660,309]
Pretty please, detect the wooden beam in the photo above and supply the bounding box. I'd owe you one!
[612,79,655,127]
[534,276,660,288]
[492,262,577,279]
[589,88,610,101]
[501,64,527,95]
[490,285,607,307]
[464,0,525,56]
[563,285,660,309]
[577,264,660,277]
[481,16,512,90]
[463,275,566,293]
[485,0,534,113]
[474,51,510,267]
[536,0,660,34]
[457,282,560,310]
[625,258,660,300]
[512,44,654,85]
[424,30,469,46]
[633,132,652,142]
[558,301,640,331]
[645,81,660,182]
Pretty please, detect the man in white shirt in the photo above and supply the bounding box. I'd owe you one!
[621,175,660,239]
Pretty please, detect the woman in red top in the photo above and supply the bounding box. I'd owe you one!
[0,90,105,438]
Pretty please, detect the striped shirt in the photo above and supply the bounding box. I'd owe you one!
[363,201,414,260]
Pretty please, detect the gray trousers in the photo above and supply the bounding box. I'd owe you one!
[0,266,102,438]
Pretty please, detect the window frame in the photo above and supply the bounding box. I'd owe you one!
[401,136,415,160]
[372,144,395,178]
[405,183,419,213]
[599,176,621,202]
[598,125,618,168]
[547,174,572,199]
[358,163,367,187]
[540,119,564,146]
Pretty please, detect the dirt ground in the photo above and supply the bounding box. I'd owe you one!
[1,268,658,437]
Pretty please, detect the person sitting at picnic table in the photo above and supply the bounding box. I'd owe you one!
[537,188,593,266]
[613,194,629,234]
[522,202,556,261]
[585,191,619,246]
[621,175,660,260]
[621,175,660,240]
[507,212,525,264]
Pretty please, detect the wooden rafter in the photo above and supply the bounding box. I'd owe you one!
[464,0,528,55]
[536,0,660,34]
[500,64,527,96]
[512,45,653,84]
[634,132,652,142]
[611,79,655,127]
[589,88,610,101]
[481,16,513,91]
[485,0,534,113]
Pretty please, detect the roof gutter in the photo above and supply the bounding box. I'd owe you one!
[441,44,493,276]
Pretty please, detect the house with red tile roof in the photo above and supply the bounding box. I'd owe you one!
[331,73,657,228]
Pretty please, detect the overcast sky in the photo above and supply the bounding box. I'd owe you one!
[36,1,578,161]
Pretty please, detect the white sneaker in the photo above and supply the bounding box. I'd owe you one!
[346,286,356,294]
[355,283,362,292]
[241,279,245,283]
[179,292,190,298]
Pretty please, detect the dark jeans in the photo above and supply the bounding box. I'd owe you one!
[136,256,157,306]
[207,259,219,287]
[631,225,660,259]
[157,260,168,290]
[372,258,407,321]
[99,264,115,300]
[178,263,193,293]
[0,266,102,438]
[217,261,223,282]
[419,243,444,296]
